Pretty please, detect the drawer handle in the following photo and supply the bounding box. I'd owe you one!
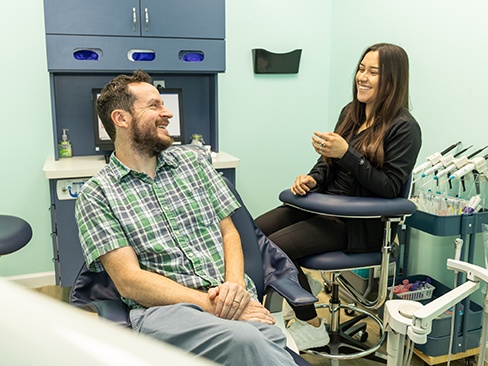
[145,8,149,32]
[133,7,137,32]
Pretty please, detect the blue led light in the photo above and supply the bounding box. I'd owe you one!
[73,49,100,61]
[131,52,156,61]
[179,51,204,62]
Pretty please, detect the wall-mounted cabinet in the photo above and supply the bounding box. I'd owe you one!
[44,0,225,40]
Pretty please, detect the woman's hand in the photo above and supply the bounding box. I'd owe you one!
[312,131,348,159]
[208,282,251,320]
[291,174,317,196]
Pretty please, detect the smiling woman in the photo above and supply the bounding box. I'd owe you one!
[255,42,421,351]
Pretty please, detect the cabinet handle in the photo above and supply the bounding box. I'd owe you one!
[145,8,149,32]
[133,7,137,32]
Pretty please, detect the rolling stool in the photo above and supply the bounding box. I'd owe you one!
[0,215,33,256]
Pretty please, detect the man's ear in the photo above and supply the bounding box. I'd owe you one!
[111,109,130,129]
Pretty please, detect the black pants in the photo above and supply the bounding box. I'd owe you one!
[255,205,348,321]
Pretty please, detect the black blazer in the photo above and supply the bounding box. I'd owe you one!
[308,104,422,252]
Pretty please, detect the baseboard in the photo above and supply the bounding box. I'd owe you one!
[5,271,56,288]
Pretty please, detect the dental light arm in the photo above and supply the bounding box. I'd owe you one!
[408,260,487,343]
[409,281,479,343]
[385,259,488,366]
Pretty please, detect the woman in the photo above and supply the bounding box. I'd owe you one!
[255,43,422,351]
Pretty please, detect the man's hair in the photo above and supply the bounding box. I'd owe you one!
[96,70,152,141]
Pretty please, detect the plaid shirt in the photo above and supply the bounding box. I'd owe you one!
[75,147,257,309]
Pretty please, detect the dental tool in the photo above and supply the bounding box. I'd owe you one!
[434,145,488,181]
[412,141,461,175]
[421,145,472,178]
[448,154,488,181]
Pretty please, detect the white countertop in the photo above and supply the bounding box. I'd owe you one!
[43,151,240,179]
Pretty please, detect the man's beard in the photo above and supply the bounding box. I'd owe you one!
[131,116,174,157]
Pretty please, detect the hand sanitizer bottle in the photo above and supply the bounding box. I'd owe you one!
[58,129,72,158]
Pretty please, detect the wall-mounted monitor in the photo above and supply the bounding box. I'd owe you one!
[92,88,185,153]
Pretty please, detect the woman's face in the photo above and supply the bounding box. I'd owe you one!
[356,51,380,108]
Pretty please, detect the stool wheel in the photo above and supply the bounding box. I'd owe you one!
[353,330,368,343]
[345,308,355,316]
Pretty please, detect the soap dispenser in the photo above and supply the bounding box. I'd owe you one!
[58,129,72,158]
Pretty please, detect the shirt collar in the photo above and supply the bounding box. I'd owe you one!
[107,149,180,181]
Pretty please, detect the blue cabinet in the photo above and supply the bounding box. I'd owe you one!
[44,0,225,39]
[44,0,225,73]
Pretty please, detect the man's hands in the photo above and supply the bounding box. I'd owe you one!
[238,300,275,325]
[208,281,251,320]
[207,282,275,325]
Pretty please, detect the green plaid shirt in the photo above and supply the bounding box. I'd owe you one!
[75,147,257,309]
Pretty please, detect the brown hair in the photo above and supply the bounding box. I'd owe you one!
[335,43,409,167]
[96,70,152,141]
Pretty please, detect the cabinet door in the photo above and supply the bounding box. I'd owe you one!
[44,0,141,36]
[141,0,225,39]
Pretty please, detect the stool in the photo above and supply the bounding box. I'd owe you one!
[0,215,33,256]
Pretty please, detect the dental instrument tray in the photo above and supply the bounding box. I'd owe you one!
[389,278,435,301]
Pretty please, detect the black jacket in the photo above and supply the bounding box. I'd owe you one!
[308,105,422,252]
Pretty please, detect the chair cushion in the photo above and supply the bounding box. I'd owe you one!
[279,191,417,218]
[298,250,385,271]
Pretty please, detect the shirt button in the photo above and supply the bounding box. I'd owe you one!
[188,253,194,257]
[359,158,364,165]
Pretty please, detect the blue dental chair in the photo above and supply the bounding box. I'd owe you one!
[0,215,32,256]
[70,177,317,366]
[279,177,416,364]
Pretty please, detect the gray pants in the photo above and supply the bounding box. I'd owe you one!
[130,303,297,365]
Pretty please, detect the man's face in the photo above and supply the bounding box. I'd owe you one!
[128,82,174,156]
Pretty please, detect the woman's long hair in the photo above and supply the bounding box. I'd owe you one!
[335,43,410,167]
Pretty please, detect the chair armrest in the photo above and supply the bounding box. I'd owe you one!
[89,300,131,327]
[279,190,416,218]
[267,277,317,307]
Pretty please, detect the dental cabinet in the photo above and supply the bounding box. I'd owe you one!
[42,0,236,287]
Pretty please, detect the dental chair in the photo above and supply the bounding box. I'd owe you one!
[0,215,32,256]
[70,177,317,366]
[279,177,416,364]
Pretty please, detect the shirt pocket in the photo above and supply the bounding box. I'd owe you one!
[180,185,216,227]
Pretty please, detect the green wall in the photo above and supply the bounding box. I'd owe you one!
[2,0,488,307]
[0,1,53,276]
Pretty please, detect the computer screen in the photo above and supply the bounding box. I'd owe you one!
[92,88,184,152]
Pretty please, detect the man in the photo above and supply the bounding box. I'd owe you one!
[75,70,297,365]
